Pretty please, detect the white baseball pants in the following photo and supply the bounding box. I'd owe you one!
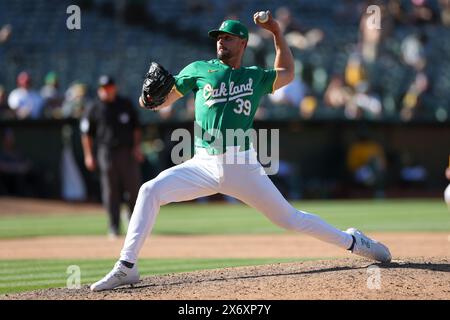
[120,148,353,263]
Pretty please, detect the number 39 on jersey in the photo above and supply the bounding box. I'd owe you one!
[233,98,251,116]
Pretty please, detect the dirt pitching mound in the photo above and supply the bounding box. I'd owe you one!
[3,257,449,300]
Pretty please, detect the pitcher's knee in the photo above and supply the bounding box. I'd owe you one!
[139,180,159,199]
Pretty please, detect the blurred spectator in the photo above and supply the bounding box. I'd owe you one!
[0,24,12,44]
[345,53,367,89]
[439,0,450,26]
[401,33,428,70]
[0,129,35,196]
[341,52,383,119]
[62,82,89,118]
[275,6,305,34]
[399,71,430,121]
[387,0,410,26]
[41,71,64,119]
[346,130,387,197]
[269,61,307,110]
[299,96,319,119]
[386,0,438,25]
[0,85,15,119]
[345,82,383,120]
[61,125,87,201]
[359,1,395,63]
[359,4,383,63]
[268,77,305,109]
[309,65,328,95]
[275,6,324,50]
[410,0,438,25]
[7,72,44,119]
[324,75,352,110]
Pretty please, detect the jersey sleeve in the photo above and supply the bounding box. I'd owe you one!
[259,68,278,95]
[174,62,199,96]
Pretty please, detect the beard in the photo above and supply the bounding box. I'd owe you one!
[217,48,232,60]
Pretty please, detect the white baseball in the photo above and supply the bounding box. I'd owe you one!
[257,11,269,23]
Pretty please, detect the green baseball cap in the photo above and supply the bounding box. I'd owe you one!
[208,20,249,40]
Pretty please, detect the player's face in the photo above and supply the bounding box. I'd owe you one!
[216,33,247,60]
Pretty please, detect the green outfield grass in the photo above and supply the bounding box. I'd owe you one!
[0,199,448,238]
[0,257,318,295]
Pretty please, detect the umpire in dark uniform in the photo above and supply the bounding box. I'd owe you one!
[80,75,143,238]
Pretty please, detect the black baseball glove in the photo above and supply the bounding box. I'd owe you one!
[140,62,175,110]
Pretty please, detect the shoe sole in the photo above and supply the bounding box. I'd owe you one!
[91,279,140,292]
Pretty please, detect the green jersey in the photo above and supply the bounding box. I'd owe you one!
[174,59,277,154]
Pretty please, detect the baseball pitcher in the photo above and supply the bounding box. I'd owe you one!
[91,12,391,291]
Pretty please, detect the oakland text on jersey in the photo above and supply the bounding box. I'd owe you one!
[203,78,254,107]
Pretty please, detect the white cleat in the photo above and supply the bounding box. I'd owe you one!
[346,228,392,263]
[90,261,140,292]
